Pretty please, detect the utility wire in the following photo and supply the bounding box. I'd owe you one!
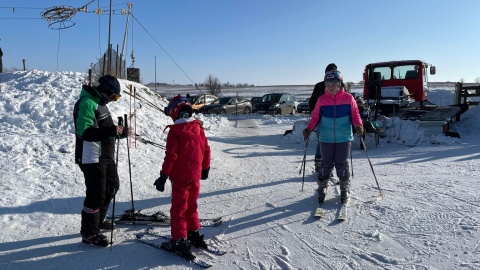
[0,18,42,19]
[0,7,43,10]
[130,12,200,89]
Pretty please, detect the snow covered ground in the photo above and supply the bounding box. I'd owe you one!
[0,70,479,269]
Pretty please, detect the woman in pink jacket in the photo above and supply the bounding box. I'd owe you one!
[154,95,211,260]
[303,70,364,204]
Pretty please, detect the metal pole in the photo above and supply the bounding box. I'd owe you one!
[106,0,112,75]
[350,147,353,177]
[110,116,123,248]
[360,137,383,198]
[121,3,132,58]
[300,137,309,192]
[124,114,135,225]
[155,56,157,92]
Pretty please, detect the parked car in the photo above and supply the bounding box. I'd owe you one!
[250,96,262,107]
[297,98,310,113]
[253,93,297,115]
[190,94,217,113]
[200,97,252,114]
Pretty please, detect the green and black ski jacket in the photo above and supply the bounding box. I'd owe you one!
[73,85,117,164]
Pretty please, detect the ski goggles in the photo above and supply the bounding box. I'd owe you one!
[164,97,190,115]
[109,94,121,101]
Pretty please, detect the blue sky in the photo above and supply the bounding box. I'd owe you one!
[1,0,479,86]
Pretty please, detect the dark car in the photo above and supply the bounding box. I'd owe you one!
[253,93,297,115]
[201,97,252,114]
[250,97,262,107]
[297,98,310,113]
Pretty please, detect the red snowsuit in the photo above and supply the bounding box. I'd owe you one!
[161,118,211,240]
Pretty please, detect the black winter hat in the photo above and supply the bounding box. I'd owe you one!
[97,75,121,96]
[325,63,337,74]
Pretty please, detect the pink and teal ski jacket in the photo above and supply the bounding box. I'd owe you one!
[307,88,362,143]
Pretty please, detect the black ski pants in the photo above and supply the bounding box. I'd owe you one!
[79,159,119,235]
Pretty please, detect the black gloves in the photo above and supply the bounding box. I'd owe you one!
[155,169,209,190]
[154,171,168,192]
[201,167,210,180]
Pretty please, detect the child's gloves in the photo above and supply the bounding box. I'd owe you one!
[355,125,364,136]
[302,128,312,141]
[154,171,168,192]
[201,167,210,180]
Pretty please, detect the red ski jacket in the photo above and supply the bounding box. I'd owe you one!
[161,119,211,182]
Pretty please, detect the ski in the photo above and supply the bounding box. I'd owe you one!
[136,233,213,269]
[314,178,345,220]
[314,203,325,218]
[145,227,227,256]
[336,203,348,221]
[198,217,223,227]
[108,209,222,227]
[313,177,336,219]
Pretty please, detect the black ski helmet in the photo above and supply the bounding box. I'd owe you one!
[97,75,121,96]
[325,63,337,74]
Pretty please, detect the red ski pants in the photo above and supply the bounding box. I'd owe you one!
[170,179,201,240]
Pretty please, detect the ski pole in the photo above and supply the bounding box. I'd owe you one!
[124,114,135,226]
[300,137,309,192]
[110,116,123,249]
[350,147,353,178]
[359,137,383,198]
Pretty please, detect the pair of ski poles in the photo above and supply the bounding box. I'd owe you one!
[110,114,135,248]
[300,134,383,198]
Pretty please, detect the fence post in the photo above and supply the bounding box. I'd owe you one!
[455,82,461,106]
[88,69,92,86]
[115,44,119,77]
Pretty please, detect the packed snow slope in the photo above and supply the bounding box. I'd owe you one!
[0,70,479,270]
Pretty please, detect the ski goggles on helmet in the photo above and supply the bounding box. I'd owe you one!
[109,94,121,101]
[164,96,191,116]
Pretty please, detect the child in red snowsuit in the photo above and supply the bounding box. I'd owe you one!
[154,95,211,259]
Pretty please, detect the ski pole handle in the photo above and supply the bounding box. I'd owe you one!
[124,114,128,127]
[118,117,123,127]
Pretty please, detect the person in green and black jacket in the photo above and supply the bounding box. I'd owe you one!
[73,75,129,247]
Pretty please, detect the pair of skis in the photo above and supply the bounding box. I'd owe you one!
[314,178,348,221]
[108,209,223,227]
[136,228,227,269]
[314,202,347,220]
[314,200,348,221]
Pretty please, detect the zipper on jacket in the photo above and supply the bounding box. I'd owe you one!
[333,94,337,143]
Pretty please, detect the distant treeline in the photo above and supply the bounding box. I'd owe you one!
[147,81,465,89]
[146,82,255,88]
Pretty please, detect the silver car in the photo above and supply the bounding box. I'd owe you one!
[253,93,297,115]
[201,97,252,114]
[297,98,310,113]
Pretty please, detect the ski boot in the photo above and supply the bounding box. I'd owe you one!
[161,238,195,260]
[99,218,115,230]
[317,176,329,203]
[81,233,110,247]
[314,157,322,174]
[339,177,350,203]
[187,230,208,249]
